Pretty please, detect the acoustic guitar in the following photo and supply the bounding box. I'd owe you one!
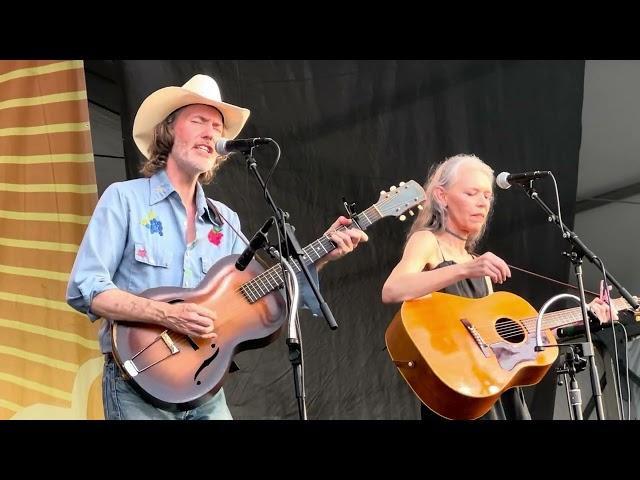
[385,291,637,419]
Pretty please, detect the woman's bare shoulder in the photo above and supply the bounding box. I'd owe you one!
[403,230,440,268]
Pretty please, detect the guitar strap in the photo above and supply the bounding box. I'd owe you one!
[205,197,224,225]
[205,197,245,374]
[205,197,249,247]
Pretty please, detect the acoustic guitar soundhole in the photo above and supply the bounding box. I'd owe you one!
[495,318,525,343]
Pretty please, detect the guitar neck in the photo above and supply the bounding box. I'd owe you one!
[541,297,632,330]
[239,206,382,302]
[290,205,381,268]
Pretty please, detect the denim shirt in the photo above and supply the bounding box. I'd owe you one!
[66,169,320,353]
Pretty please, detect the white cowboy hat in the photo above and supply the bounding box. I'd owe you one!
[132,74,251,159]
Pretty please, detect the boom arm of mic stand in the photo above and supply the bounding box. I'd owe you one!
[245,150,338,330]
[523,184,639,311]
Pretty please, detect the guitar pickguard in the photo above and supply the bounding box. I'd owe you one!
[490,332,552,371]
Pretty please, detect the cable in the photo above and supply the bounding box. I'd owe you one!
[548,172,567,239]
[614,321,632,420]
[594,256,626,419]
[262,141,281,200]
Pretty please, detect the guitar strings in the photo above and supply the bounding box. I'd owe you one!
[134,193,419,354]
[156,290,271,352]
[472,298,628,341]
[488,299,627,339]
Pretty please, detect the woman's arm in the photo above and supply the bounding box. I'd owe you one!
[382,231,511,304]
[382,231,467,303]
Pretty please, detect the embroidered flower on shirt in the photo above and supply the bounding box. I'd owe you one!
[141,211,163,236]
[149,218,163,236]
[208,225,224,245]
[136,247,147,258]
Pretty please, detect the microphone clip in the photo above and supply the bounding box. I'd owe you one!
[235,217,275,271]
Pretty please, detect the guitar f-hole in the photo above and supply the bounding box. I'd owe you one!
[194,344,220,384]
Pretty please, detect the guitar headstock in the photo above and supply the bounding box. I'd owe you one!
[375,180,426,221]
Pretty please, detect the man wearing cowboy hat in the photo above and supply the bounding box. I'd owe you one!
[66,74,368,420]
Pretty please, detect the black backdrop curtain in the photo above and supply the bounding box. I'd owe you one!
[115,60,585,419]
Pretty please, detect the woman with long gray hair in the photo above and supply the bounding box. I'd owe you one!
[382,154,615,420]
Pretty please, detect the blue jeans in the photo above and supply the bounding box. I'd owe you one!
[102,354,233,420]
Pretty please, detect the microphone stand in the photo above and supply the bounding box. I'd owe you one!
[521,181,639,419]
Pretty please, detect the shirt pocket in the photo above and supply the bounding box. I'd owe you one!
[133,242,171,268]
[201,256,216,275]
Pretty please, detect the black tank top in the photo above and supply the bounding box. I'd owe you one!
[431,238,488,299]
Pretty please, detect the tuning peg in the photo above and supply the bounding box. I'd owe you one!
[390,185,397,191]
[399,181,405,186]
[399,214,406,221]
[409,210,415,216]
[417,205,424,210]
[380,190,386,195]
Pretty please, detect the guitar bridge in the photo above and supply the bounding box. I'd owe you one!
[460,318,491,358]
[161,331,180,354]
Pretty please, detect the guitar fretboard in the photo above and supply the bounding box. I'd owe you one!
[239,206,382,303]
[528,297,632,332]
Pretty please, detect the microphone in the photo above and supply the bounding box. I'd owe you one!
[215,137,272,155]
[235,217,275,271]
[496,170,551,190]
[556,313,609,339]
[556,325,597,339]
